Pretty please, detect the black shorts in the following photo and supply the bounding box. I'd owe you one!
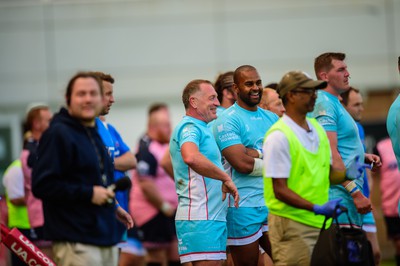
[137,212,176,245]
[384,216,400,239]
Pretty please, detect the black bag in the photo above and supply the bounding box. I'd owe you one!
[310,207,374,266]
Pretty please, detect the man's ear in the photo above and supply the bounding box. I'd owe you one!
[318,71,328,82]
[232,84,239,95]
[189,96,197,109]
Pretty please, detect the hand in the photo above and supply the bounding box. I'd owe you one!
[352,190,372,214]
[313,198,343,217]
[364,153,382,172]
[222,179,240,208]
[92,186,114,205]
[245,147,262,159]
[346,156,365,180]
[115,206,134,229]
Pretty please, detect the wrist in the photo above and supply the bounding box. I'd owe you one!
[256,149,263,159]
[249,158,263,176]
[345,181,360,196]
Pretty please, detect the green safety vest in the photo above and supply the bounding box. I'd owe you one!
[264,118,331,228]
[4,159,30,229]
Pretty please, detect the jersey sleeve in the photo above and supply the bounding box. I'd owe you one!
[312,100,338,132]
[108,124,131,155]
[213,115,242,151]
[136,138,158,179]
[178,122,202,148]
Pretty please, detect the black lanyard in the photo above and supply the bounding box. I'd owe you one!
[85,127,107,186]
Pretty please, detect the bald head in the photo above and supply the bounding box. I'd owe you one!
[147,103,171,144]
[258,88,285,117]
[233,65,257,85]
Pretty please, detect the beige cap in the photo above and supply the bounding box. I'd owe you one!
[277,71,327,98]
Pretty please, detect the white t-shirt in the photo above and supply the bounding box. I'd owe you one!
[263,114,324,178]
[2,160,25,200]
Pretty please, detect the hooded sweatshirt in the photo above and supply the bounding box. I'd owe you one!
[32,107,123,246]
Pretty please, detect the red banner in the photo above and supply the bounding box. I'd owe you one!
[1,224,55,266]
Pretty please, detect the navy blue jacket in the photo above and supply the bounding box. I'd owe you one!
[32,107,123,246]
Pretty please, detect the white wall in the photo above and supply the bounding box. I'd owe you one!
[0,0,399,150]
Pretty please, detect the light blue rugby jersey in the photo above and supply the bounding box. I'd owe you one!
[170,116,228,222]
[207,106,227,130]
[309,90,365,188]
[213,102,279,207]
[387,94,400,170]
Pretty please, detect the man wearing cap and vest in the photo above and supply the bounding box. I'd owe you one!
[263,71,365,265]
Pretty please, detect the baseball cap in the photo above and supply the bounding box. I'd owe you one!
[277,71,327,98]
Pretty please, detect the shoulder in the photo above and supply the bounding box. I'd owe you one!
[174,119,202,139]
[106,123,119,135]
[258,108,279,122]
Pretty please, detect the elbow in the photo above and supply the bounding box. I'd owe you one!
[182,155,195,166]
[234,162,254,174]
[274,190,284,201]
[128,156,137,169]
[273,187,286,201]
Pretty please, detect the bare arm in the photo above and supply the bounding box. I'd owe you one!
[326,131,346,172]
[222,144,257,174]
[182,142,239,206]
[114,152,137,172]
[160,146,174,179]
[272,178,314,211]
[10,197,26,206]
[139,178,175,217]
[325,131,371,213]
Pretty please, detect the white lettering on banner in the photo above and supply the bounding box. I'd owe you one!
[11,242,28,262]
[20,234,36,252]
[9,234,54,266]
[28,258,41,266]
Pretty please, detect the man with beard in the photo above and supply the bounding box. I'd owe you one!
[90,72,140,265]
[263,71,362,265]
[130,103,180,266]
[309,52,381,229]
[213,65,278,266]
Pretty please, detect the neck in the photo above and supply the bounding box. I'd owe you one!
[30,131,41,141]
[220,99,234,109]
[147,130,158,141]
[324,85,345,98]
[186,109,208,123]
[81,120,95,127]
[237,99,258,111]
[285,109,309,131]
[99,115,106,122]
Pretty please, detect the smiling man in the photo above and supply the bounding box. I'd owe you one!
[32,72,133,266]
[213,65,278,266]
[170,79,239,266]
